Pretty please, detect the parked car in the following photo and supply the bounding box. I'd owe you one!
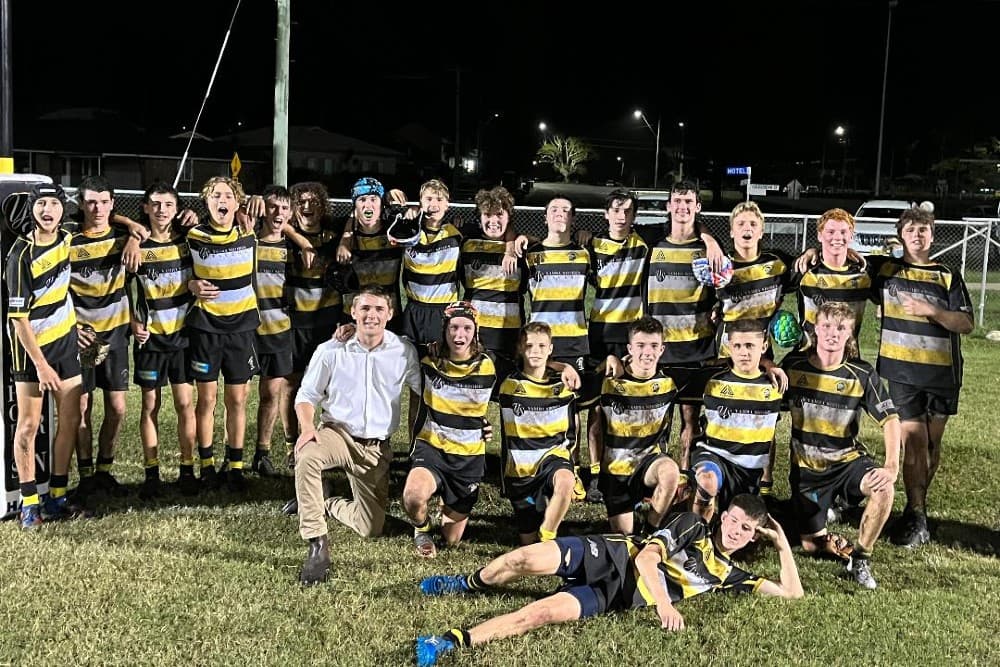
[632,189,671,226]
[853,199,912,254]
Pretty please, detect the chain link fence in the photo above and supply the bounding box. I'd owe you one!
[95,189,1000,328]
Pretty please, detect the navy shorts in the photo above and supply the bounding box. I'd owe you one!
[189,330,258,384]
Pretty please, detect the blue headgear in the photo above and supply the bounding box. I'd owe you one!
[351,177,385,202]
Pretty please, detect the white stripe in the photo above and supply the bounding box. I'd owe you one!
[699,442,768,470]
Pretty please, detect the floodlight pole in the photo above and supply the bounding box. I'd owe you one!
[874,0,896,196]
[273,0,290,186]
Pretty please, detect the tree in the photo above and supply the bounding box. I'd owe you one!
[536,135,597,182]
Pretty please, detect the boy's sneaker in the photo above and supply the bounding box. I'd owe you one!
[415,635,456,667]
[20,504,43,529]
[420,575,470,596]
[178,472,200,497]
[585,475,604,504]
[93,471,129,497]
[414,531,437,559]
[252,453,278,477]
[847,556,878,590]
[138,477,163,500]
[42,494,93,520]
[227,468,248,493]
[892,508,930,549]
[200,465,220,490]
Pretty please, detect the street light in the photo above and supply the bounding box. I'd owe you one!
[678,122,685,181]
[835,125,848,189]
[633,109,661,188]
[617,155,625,179]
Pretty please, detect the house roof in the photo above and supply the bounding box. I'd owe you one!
[223,125,403,157]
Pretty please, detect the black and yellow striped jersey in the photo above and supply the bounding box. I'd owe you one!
[588,231,648,343]
[871,258,972,388]
[600,370,677,477]
[718,250,794,323]
[701,369,782,471]
[5,229,77,353]
[402,221,462,306]
[414,353,497,458]
[186,221,259,333]
[130,234,192,351]
[255,237,292,352]
[525,241,590,359]
[461,233,526,353]
[68,225,131,347]
[645,236,718,363]
[783,355,897,473]
[498,370,575,481]
[630,512,764,607]
[286,222,342,330]
[796,260,871,334]
[348,226,403,312]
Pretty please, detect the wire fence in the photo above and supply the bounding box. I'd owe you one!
[92,190,1000,327]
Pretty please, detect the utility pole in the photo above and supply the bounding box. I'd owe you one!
[874,0,897,196]
[454,67,461,173]
[273,0,290,186]
[1,0,13,173]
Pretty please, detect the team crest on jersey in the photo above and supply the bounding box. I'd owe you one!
[613,380,626,394]
[42,275,56,288]
[512,402,525,417]
[797,375,809,387]
[656,268,668,282]
[764,263,774,275]
[146,266,159,281]
[836,381,847,392]
[763,388,771,399]
[720,385,735,397]
[610,400,626,415]
[80,265,94,279]
[551,383,563,396]
[567,252,577,261]
[76,247,91,259]
[144,251,157,262]
[432,374,445,389]
[199,247,212,260]
[849,277,859,288]
[36,257,51,271]
[651,382,660,393]
[470,258,482,271]
[817,276,828,288]
[656,250,667,262]
[513,382,526,395]
[718,405,732,419]
[887,283,899,298]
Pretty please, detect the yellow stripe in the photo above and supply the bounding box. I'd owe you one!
[788,371,863,397]
[420,431,485,457]
[705,423,776,443]
[197,260,254,281]
[880,340,951,366]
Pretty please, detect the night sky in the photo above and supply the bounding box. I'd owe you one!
[10,0,1000,181]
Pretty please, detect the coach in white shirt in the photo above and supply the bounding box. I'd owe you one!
[294,285,421,585]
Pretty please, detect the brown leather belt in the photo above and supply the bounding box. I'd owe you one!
[321,423,385,447]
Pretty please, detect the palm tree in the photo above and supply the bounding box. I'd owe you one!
[536,135,597,182]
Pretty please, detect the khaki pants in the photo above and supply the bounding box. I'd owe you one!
[295,424,392,540]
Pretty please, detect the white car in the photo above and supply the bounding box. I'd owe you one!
[852,199,912,254]
[632,190,671,226]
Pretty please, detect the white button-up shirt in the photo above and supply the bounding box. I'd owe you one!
[295,331,422,440]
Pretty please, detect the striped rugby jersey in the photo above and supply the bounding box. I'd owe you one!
[255,237,292,352]
[130,234,192,351]
[718,250,794,323]
[69,225,131,347]
[414,353,497,458]
[588,231,648,343]
[600,369,677,478]
[701,368,782,471]
[402,222,462,306]
[525,241,590,359]
[645,236,717,363]
[796,260,871,334]
[783,355,897,474]
[5,229,77,354]
[287,221,342,330]
[348,226,403,313]
[461,233,526,353]
[498,370,575,481]
[186,221,259,333]
[871,258,972,388]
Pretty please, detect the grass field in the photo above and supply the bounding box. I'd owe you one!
[2,300,999,666]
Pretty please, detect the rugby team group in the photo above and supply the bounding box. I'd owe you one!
[5,174,973,665]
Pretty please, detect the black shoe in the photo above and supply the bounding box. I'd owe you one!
[138,477,163,500]
[252,453,278,477]
[585,475,604,504]
[892,508,931,548]
[75,475,98,500]
[300,535,330,585]
[93,471,129,497]
[282,498,299,515]
[227,468,248,492]
[43,494,95,520]
[200,465,220,490]
[178,473,200,497]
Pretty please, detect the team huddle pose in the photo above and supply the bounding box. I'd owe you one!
[4,176,974,666]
